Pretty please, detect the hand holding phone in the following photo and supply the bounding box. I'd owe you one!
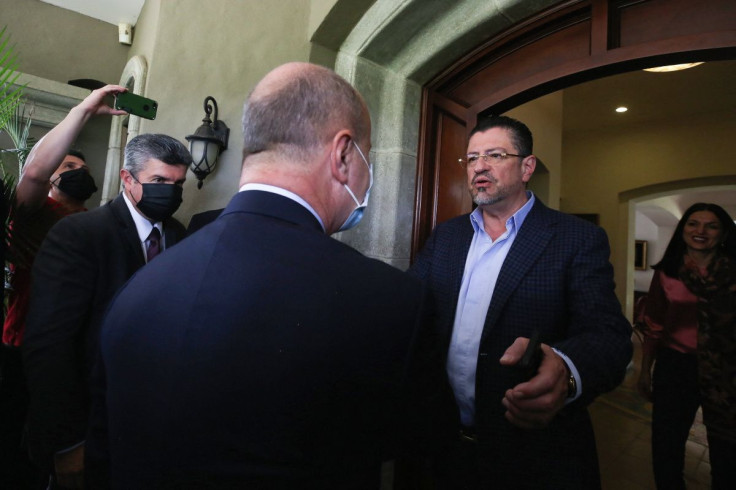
[114,92,158,120]
[517,329,543,380]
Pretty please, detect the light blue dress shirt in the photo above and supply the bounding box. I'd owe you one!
[447,192,580,426]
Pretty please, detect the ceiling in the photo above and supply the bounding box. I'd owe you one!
[564,61,736,133]
[45,0,735,222]
[562,60,736,224]
[637,189,736,227]
[41,0,144,26]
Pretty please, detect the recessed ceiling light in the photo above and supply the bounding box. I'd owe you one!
[616,106,628,113]
[643,62,704,73]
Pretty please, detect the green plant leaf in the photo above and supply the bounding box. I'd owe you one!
[0,26,24,135]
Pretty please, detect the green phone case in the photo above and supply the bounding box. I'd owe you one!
[114,92,158,120]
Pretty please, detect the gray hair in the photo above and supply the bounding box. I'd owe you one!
[242,65,368,160]
[123,134,192,176]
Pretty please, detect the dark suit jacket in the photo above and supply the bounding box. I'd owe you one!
[87,190,445,489]
[186,207,224,236]
[410,199,633,489]
[23,193,185,469]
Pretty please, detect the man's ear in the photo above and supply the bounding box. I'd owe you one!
[329,130,353,185]
[521,155,536,183]
[119,168,133,189]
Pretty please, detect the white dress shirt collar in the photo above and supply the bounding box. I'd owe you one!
[122,191,163,256]
[238,183,325,231]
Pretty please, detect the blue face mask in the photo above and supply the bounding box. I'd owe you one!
[338,141,373,232]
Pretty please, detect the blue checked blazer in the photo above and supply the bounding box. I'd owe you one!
[410,198,632,489]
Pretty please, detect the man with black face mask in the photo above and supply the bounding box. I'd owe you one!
[22,129,191,489]
[1,85,125,490]
[3,153,96,347]
[50,158,98,203]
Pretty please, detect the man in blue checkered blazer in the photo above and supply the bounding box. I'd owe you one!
[410,115,632,489]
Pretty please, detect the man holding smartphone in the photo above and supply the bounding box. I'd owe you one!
[1,85,126,489]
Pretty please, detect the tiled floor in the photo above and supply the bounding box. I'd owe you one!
[591,336,712,489]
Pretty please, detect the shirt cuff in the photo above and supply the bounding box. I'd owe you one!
[55,440,85,455]
[552,348,582,403]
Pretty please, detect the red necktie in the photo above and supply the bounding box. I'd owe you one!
[146,227,161,262]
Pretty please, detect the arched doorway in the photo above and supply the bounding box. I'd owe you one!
[414,0,736,251]
[631,184,736,291]
[412,0,736,311]
[311,0,735,283]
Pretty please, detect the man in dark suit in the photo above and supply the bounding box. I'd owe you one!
[186,207,223,235]
[1,84,127,489]
[86,62,444,489]
[23,132,192,488]
[410,115,633,489]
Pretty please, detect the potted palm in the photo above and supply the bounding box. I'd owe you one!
[0,26,27,320]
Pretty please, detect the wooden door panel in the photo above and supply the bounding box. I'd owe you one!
[615,0,736,48]
[435,111,472,225]
[447,18,592,107]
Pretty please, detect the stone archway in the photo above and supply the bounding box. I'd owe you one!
[311,0,560,269]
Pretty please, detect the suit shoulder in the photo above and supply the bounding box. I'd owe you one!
[48,203,114,235]
[330,239,422,288]
[368,255,422,285]
[430,214,472,237]
[540,206,605,236]
[438,213,471,228]
[165,216,186,238]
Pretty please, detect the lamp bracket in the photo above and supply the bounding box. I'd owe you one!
[203,95,229,150]
[203,96,217,124]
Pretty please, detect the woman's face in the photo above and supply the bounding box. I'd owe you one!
[682,210,724,254]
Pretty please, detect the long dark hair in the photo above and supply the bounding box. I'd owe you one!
[653,202,736,277]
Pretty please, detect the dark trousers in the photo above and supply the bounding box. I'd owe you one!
[652,347,736,490]
[0,346,47,490]
[652,348,699,490]
[433,435,482,490]
[707,434,736,490]
[432,423,600,490]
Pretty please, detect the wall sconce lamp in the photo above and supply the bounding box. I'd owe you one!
[186,96,230,189]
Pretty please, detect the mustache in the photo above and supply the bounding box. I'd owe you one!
[472,172,496,185]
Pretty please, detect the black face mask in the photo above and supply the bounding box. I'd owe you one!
[134,181,183,222]
[54,168,97,201]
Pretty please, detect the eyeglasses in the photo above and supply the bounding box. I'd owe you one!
[458,152,527,168]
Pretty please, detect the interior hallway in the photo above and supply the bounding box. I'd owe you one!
[591,335,711,489]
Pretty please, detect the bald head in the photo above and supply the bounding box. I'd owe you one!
[241,62,369,162]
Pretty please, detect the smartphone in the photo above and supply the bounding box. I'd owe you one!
[114,92,158,120]
[517,329,543,380]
